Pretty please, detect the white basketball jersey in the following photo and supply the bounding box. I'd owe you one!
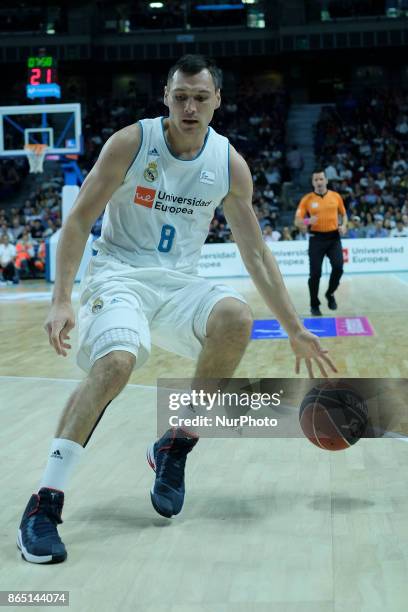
[94,117,230,272]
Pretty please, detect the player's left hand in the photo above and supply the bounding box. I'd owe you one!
[289,329,338,378]
[339,225,347,236]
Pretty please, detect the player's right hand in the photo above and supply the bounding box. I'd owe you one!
[309,215,318,225]
[44,302,75,357]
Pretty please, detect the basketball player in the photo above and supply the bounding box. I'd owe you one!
[17,56,337,564]
[295,170,348,316]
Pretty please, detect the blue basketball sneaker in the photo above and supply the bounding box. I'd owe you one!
[17,487,67,564]
[147,428,198,518]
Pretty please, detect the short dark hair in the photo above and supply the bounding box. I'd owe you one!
[167,54,223,90]
[312,169,326,176]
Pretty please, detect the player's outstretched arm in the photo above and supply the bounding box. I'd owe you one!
[223,146,338,378]
[46,123,142,356]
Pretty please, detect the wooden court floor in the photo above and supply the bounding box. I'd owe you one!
[1,272,408,611]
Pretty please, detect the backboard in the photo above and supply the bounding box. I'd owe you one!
[0,103,82,157]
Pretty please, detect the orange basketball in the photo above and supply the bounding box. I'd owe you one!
[299,381,368,451]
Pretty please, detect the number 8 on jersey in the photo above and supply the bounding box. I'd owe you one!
[158,224,176,253]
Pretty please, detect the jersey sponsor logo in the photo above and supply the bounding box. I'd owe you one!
[134,186,212,216]
[154,202,193,215]
[134,185,156,208]
[311,202,319,208]
[200,170,215,185]
[156,189,212,207]
[143,161,159,183]
[153,189,213,216]
[148,147,160,156]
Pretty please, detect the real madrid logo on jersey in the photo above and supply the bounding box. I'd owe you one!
[91,297,104,313]
[143,161,159,183]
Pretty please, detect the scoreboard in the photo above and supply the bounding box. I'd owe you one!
[26,55,60,99]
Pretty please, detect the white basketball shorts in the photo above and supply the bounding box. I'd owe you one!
[76,253,248,372]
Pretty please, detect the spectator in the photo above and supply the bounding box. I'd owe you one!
[347,216,367,238]
[364,212,376,234]
[30,219,44,240]
[281,227,293,241]
[263,186,275,204]
[42,219,57,239]
[383,219,393,232]
[392,154,407,174]
[264,164,281,187]
[263,225,281,243]
[15,231,36,278]
[396,115,408,137]
[33,240,46,275]
[324,160,341,181]
[0,234,18,285]
[206,218,224,244]
[10,216,25,242]
[363,187,379,206]
[0,222,14,242]
[367,220,389,238]
[391,220,408,237]
[375,172,387,190]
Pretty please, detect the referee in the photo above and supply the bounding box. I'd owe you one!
[295,169,348,316]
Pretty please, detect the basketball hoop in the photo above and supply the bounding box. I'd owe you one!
[24,144,48,174]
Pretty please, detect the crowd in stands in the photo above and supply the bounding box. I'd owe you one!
[0,184,62,284]
[313,89,408,239]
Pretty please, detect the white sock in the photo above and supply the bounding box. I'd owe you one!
[39,438,84,492]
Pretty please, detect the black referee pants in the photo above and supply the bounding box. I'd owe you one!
[308,231,343,308]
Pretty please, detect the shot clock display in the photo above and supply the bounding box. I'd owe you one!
[26,56,61,99]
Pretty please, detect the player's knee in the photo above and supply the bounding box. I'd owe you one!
[93,350,135,391]
[207,299,253,342]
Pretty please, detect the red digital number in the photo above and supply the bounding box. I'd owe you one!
[30,68,41,85]
[46,68,53,84]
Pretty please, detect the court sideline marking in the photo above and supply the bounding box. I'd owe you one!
[0,374,155,391]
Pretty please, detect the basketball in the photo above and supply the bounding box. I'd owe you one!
[299,381,368,451]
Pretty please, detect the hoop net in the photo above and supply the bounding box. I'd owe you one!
[24,144,48,174]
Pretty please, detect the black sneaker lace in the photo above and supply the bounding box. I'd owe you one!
[158,446,188,489]
[31,505,62,537]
